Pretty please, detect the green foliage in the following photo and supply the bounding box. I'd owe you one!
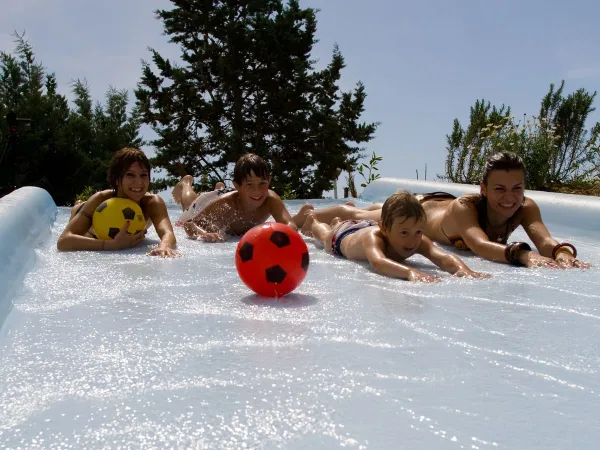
[135,0,378,199]
[0,32,143,204]
[280,183,297,200]
[75,186,95,202]
[444,81,600,189]
[357,151,382,188]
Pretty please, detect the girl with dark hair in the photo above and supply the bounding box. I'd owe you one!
[58,148,179,258]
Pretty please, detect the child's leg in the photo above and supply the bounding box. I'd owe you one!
[303,204,382,228]
[172,175,198,211]
[291,204,315,228]
[304,213,336,252]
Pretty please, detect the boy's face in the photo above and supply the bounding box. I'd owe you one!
[233,170,270,207]
[379,216,426,258]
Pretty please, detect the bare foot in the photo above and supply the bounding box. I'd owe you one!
[172,175,194,205]
[301,211,317,237]
[292,203,315,228]
[344,201,356,207]
[214,182,225,190]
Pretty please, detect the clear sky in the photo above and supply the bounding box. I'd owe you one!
[2,0,600,189]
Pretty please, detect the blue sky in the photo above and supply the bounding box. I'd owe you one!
[2,0,600,191]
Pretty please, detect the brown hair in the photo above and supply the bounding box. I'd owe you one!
[481,151,526,184]
[460,151,527,207]
[107,147,151,190]
[381,190,426,231]
[233,153,269,184]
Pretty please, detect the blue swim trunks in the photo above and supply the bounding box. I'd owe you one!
[331,219,378,256]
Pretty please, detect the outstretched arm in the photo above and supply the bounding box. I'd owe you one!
[184,198,231,242]
[418,237,490,278]
[268,191,298,231]
[362,233,440,282]
[146,195,179,257]
[450,201,557,268]
[521,200,589,268]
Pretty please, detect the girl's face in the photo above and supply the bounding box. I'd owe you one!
[480,169,525,219]
[117,162,150,202]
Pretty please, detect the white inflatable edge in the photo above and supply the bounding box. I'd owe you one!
[361,178,600,232]
[0,187,57,330]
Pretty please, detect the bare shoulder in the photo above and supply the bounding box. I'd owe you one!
[265,189,282,204]
[84,190,114,209]
[363,226,386,247]
[141,192,165,207]
[521,196,539,212]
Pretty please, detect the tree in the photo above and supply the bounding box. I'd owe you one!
[135,0,378,198]
[0,33,144,204]
[443,81,600,189]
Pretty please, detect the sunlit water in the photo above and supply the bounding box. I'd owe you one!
[1,200,599,449]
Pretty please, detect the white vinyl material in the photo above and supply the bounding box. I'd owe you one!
[0,186,599,449]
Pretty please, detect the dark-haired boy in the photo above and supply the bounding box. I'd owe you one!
[181,153,313,242]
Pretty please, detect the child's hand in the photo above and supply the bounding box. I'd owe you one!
[408,270,441,283]
[453,269,492,279]
[199,232,226,243]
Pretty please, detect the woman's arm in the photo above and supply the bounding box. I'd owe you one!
[146,194,180,257]
[520,199,589,268]
[449,201,557,268]
[57,191,110,251]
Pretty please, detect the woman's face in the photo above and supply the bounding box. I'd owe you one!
[117,162,150,202]
[480,169,525,219]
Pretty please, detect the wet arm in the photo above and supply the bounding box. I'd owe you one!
[521,201,559,257]
[418,237,470,274]
[269,193,298,230]
[363,233,414,280]
[57,193,110,251]
[148,196,177,250]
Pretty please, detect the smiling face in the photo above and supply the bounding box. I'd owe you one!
[233,170,270,208]
[117,162,150,202]
[379,216,426,259]
[480,169,525,219]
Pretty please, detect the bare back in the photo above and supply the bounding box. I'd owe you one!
[340,227,406,263]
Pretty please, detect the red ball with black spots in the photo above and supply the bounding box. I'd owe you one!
[235,223,310,297]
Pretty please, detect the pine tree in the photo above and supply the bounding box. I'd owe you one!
[0,32,144,203]
[136,0,378,197]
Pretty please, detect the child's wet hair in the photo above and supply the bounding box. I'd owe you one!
[233,153,270,184]
[482,151,526,184]
[107,148,151,190]
[381,190,426,231]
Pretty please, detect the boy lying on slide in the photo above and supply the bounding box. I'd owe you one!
[302,190,491,282]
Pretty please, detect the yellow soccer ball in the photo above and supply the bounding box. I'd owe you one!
[92,198,146,240]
